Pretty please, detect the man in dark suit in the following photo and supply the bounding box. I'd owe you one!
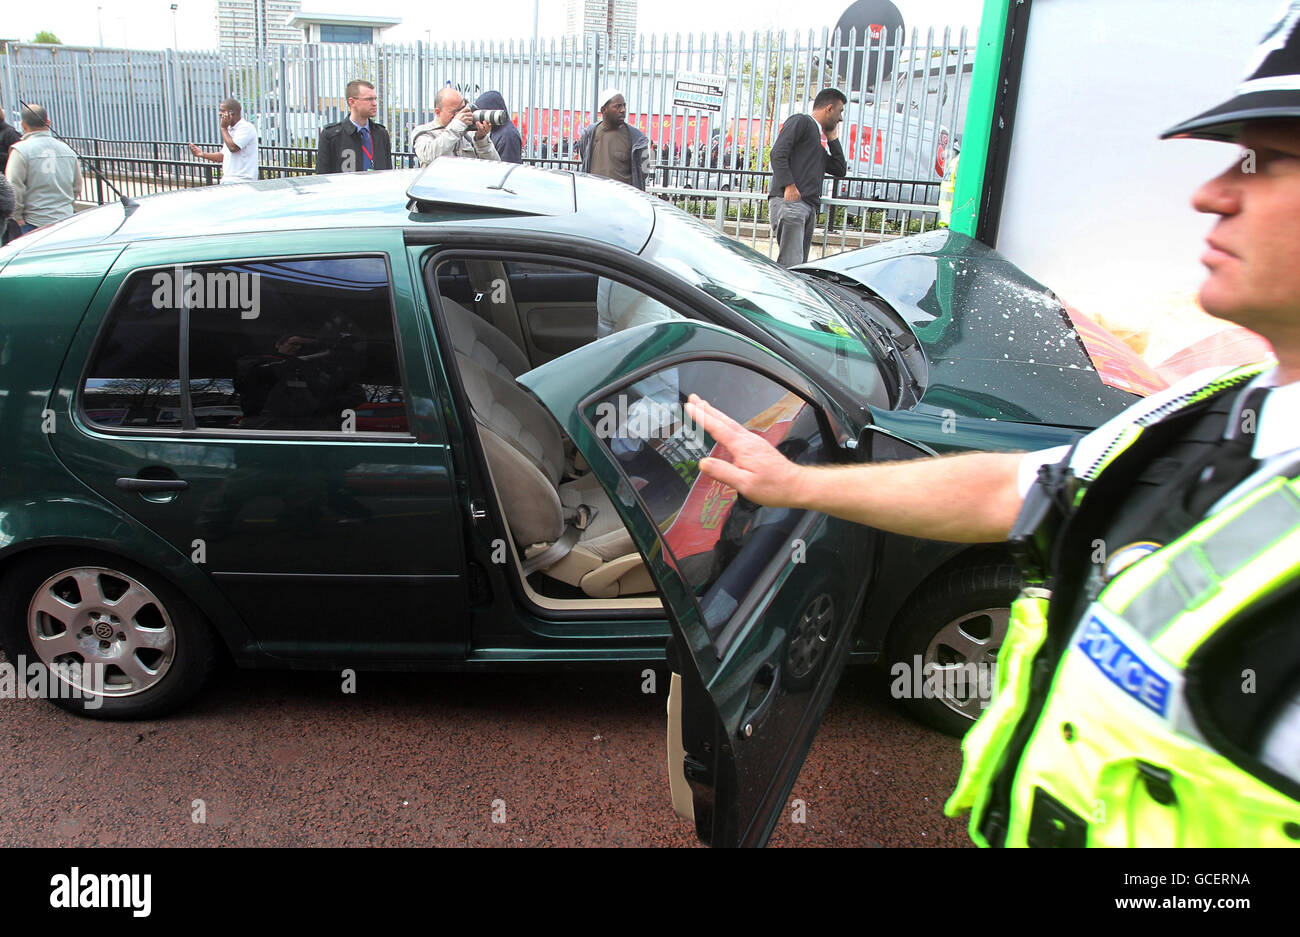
[316,80,392,174]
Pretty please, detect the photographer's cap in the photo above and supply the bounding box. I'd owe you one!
[1163,0,1300,141]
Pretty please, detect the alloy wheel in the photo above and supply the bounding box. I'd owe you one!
[27,566,177,698]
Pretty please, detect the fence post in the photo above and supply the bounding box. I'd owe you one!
[93,138,105,205]
[278,43,289,148]
[416,40,425,122]
[592,32,602,117]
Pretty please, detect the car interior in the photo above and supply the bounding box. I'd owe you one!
[432,257,684,610]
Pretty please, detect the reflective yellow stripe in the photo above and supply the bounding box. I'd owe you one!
[1101,477,1300,645]
[1154,523,1300,665]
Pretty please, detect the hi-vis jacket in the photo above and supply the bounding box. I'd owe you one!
[948,364,1300,847]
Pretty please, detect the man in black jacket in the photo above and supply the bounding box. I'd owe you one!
[0,108,22,172]
[767,87,848,266]
[316,80,392,174]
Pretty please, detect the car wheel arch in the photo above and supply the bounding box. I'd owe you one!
[0,534,252,666]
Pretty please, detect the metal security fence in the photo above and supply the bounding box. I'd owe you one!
[4,28,971,181]
[9,26,972,256]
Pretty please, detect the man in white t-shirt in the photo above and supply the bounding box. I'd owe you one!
[189,99,258,185]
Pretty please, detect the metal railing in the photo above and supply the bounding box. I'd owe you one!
[4,26,973,198]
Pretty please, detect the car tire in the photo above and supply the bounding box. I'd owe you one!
[0,550,219,720]
[887,560,1023,737]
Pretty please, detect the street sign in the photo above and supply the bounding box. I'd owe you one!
[673,71,727,113]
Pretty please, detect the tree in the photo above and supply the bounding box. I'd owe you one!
[33,31,62,45]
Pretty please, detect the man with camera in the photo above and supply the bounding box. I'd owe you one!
[410,86,500,167]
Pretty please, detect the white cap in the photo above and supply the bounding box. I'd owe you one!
[598,87,623,111]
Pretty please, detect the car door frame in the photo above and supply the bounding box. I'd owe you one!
[407,233,872,637]
[403,227,874,448]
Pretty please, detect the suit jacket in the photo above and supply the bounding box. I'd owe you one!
[315,118,392,174]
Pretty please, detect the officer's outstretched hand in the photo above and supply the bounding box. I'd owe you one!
[686,394,804,509]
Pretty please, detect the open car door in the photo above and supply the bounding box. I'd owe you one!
[518,321,882,847]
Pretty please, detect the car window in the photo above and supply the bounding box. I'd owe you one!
[431,255,684,371]
[643,206,890,408]
[587,359,826,652]
[83,256,408,435]
[82,280,182,428]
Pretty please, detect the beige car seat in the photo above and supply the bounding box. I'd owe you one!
[442,298,654,598]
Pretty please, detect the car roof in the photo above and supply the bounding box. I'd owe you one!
[16,161,658,255]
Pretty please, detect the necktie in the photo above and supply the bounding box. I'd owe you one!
[359,124,373,171]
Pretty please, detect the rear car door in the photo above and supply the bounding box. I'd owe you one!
[519,320,880,846]
[49,230,468,661]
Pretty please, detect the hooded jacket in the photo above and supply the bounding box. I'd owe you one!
[577,120,652,190]
[474,92,523,164]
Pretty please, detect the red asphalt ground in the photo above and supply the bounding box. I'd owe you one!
[0,664,971,848]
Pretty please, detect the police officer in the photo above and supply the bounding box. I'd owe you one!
[685,3,1300,847]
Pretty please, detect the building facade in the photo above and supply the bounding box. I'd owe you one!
[217,0,303,55]
[287,13,400,45]
[565,0,637,41]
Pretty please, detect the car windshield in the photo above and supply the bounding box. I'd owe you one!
[643,206,890,407]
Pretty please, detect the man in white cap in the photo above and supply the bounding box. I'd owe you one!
[576,88,653,190]
[685,1,1300,847]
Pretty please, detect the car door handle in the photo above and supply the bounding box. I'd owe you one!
[739,664,780,740]
[115,477,190,493]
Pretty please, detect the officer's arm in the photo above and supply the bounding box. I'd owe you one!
[686,395,1025,544]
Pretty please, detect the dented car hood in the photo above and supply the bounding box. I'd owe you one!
[798,230,1162,427]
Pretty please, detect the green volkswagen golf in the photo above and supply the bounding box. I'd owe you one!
[0,160,1160,846]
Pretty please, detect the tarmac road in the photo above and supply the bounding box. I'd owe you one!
[0,664,971,848]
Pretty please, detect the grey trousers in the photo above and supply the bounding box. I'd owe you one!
[769,197,816,267]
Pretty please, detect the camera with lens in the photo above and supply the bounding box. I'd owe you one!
[471,109,508,127]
